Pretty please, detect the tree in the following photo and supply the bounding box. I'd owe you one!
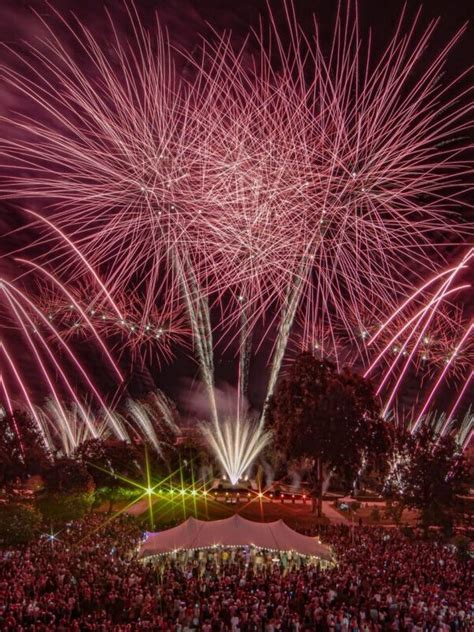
[74,438,142,512]
[0,503,42,545]
[167,435,210,484]
[38,457,95,526]
[43,457,95,495]
[385,426,470,533]
[0,410,51,486]
[75,438,142,484]
[36,492,94,526]
[267,353,388,516]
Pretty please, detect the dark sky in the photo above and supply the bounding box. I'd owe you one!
[1,1,472,66]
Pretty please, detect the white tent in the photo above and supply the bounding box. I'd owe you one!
[140,514,333,561]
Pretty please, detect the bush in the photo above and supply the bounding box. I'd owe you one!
[384,500,405,525]
[93,486,135,513]
[36,492,94,526]
[0,503,41,545]
[43,458,95,495]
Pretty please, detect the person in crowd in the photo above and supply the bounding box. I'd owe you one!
[0,514,472,631]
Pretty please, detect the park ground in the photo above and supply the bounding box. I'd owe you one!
[100,489,421,530]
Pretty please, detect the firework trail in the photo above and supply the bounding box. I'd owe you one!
[125,399,165,456]
[0,2,471,429]
[456,408,473,449]
[364,251,472,438]
[458,411,473,449]
[174,254,218,424]
[413,322,473,430]
[34,389,180,456]
[238,306,252,418]
[124,390,180,455]
[0,261,123,446]
[36,278,190,365]
[201,416,272,485]
[444,371,473,432]
[402,409,473,451]
[184,2,472,402]
[38,399,111,456]
[144,390,180,434]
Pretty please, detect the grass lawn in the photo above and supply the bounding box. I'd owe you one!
[100,489,329,531]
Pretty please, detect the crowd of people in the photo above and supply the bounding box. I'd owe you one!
[0,512,472,631]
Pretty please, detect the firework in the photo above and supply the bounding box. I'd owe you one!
[404,409,473,450]
[34,389,180,456]
[181,4,472,412]
[38,399,112,456]
[365,249,474,432]
[0,262,122,446]
[124,390,180,455]
[202,417,272,485]
[36,278,190,366]
[0,2,471,430]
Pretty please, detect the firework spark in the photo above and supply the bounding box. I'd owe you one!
[38,399,112,457]
[0,2,471,431]
[356,250,472,449]
[202,417,272,485]
[0,262,122,446]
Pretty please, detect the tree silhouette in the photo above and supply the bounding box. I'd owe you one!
[43,457,95,494]
[384,426,470,532]
[268,353,388,516]
[74,438,142,512]
[75,438,142,485]
[0,410,51,486]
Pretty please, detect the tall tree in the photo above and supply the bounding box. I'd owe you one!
[0,410,51,486]
[43,457,95,494]
[38,457,96,526]
[74,438,142,511]
[75,437,142,485]
[384,426,470,532]
[267,353,388,516]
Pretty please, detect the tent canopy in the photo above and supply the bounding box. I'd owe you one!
[140,514,333,561]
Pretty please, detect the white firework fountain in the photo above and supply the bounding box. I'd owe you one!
[202,416,272,486]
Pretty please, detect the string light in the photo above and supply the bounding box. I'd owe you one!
[141,544,334,565]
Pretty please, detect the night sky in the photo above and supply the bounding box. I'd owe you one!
[0,0,472,419]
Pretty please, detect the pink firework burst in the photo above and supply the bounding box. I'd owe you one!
[36,278,191,366]
[182,2,472,334]
[364,249,473,421]
[0,1,471,408]
[0,259,123,449]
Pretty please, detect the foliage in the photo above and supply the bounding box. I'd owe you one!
[0,502,42,545]
[74,438,142,488]
[92,485,137,513]
[165,436,212,484]
[0,410,51,485]
[43,457,95,495]
[384,426,470,530]
[267,353,388,514]
[36,492,93,526]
